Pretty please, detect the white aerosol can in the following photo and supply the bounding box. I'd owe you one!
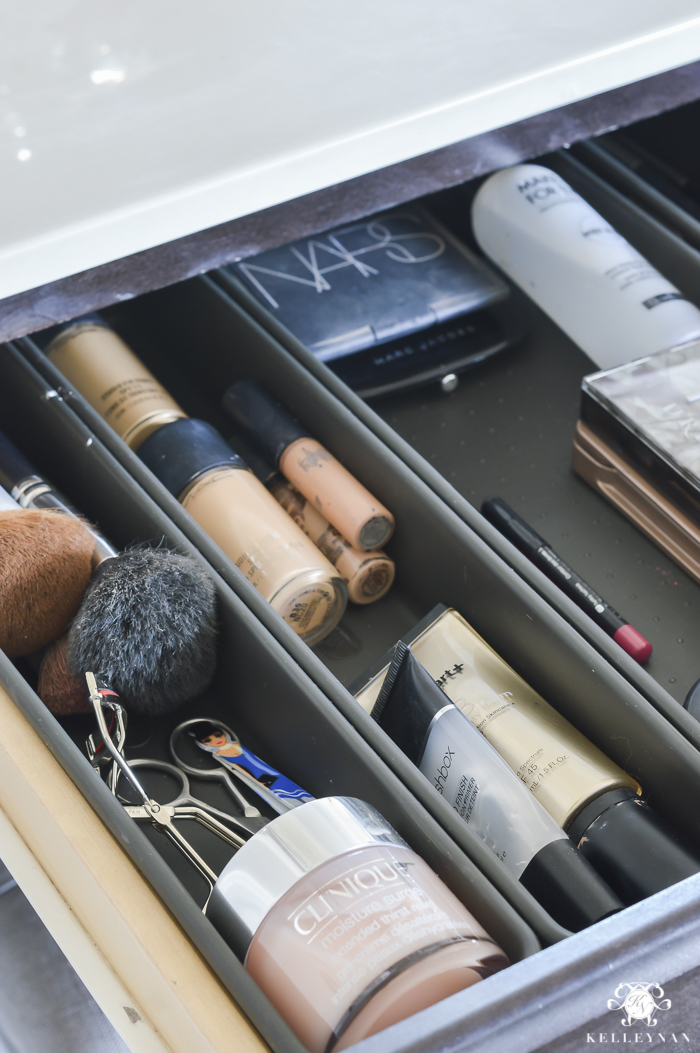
[471,163,700,369]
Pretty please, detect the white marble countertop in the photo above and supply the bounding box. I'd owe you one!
[3,0,700,300]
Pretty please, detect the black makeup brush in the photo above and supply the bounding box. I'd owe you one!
[60,547,218,716]
[0,433,219,716]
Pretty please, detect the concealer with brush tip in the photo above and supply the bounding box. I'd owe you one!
[234,439,395,605]
[36,313,187,450]
[222,380,394,550]
[138,418,347,645]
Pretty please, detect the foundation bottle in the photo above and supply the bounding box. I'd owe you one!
[353,607,700,903]
[40,314,187,450]
[222,379,394,550]
[138,418,347,645]
[207,797,508,1053]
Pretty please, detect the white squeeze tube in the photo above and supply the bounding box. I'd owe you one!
[370,644,623,931]
[471,163,700,370]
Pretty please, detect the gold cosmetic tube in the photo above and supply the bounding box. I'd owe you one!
[269,477,395,604]
[354,607,640,830]
[45,318,187,450]
[138,419,347,646]
[222,380,395,550]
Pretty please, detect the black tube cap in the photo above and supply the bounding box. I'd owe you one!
[520,838,622,931]
[138,418,247,499]
[222,380,307,467]
[571,792,700,904]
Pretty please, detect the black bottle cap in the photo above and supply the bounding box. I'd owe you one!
[137,418,247,499]
[222,380,307,467]
[481,497,546,558]
[0,429,36,491]
[371,642,447,764]
[520,838,622,931]
[572,793,700,904]
[31,312,109,352]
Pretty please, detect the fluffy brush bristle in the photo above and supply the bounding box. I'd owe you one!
[0,509,95,657]
[66,547,218,715]
[38,635,91,715]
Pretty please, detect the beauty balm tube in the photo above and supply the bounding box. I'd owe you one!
[354,606,700,904]
[138,418,347,645]
[222,380,394,550]
[207,796,508,1053]
[471,164,700,370]
[37,314,187,449]
[372,644,622,931]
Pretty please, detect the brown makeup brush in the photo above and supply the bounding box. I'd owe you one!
[37,634,86,715]
[0,508,95,657]
[0,433,218,718]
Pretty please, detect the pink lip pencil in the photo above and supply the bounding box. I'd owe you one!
[482,497,652,664]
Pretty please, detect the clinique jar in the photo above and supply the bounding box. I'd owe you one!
[207,797,508,1053]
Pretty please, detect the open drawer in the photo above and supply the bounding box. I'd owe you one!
[8,183,700,1044]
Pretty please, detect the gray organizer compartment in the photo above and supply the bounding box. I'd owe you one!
[0,341,541,1053]
[18,273,700,908]
[211,159,700,739]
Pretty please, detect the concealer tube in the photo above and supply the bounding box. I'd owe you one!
[138,418,347,645]
[38,314,187,450]
[353,606,700,903]
[207,797,508,1053]
[269,476,395,604]
[222,380,395,550]
[0,429,117,565]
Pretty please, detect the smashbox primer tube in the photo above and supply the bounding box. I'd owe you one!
[207,797,508,1053]
[355,606,700,906]
[372,644,622,931]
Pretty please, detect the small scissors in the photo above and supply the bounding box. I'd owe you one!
[85,674,263,906]
[170,717,292,816]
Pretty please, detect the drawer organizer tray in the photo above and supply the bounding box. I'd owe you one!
[212,151,700,732]
[17,261,700,941]
[0,341,540,1053]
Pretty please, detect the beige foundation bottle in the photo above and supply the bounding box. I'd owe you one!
[207,797,508,1053]
[41,314,187,450]
[222,380,394,550]
[137,418,347,645]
